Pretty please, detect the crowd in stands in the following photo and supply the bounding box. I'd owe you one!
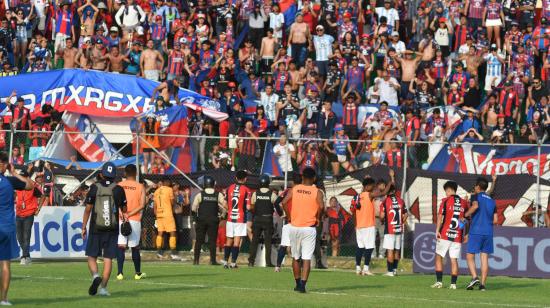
[0,0,550,175]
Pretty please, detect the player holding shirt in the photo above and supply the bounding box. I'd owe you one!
[465,177,497,291]
[380,181,407,277]
[223,170,252,269]
[350,174,392,276]
[431,181,469,289]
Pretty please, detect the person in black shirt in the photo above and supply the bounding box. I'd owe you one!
[248,175,279,267]
[191,176,227,265]
[82,162,127,297]
[463,78,482,109]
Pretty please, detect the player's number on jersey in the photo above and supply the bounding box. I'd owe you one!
[389,208,398,225]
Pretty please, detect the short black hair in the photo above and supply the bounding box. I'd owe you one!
[125,164,137,177]
[362,177,375,187]
[292,171,302,185]
[236,170,248,180]
[476,177,489,191]
[0,151,8,163]
[387,184,396,194]
[443,181,458,192]
[376,178,387,185]
[302,167,316,180]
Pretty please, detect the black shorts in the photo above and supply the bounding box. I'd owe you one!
[85,232,118,259]
[328,152,339,163]
[143,148,155,153]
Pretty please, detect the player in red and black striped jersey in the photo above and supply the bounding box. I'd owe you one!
[379,183,407,276]
[432,181,469,289]
[223,170,252,268]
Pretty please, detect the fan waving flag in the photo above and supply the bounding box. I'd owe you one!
[261,141,283,177]
[156,105,188,150]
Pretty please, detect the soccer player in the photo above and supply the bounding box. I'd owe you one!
[82,162,127,296]
[0,152,33,306]
[116,165,146,280]
[282,167,324,293]
[464,177,497,291]
[351,175,392,276]
[223,170,253,269]
[431,181,469,289]
[153,179,181,260]
[379,180,407,277]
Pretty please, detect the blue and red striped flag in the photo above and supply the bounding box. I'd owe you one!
[261,141,283,177]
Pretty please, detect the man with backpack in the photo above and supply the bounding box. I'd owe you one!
[82,162,127,297]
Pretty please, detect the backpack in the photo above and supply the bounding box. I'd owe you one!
[93,183,118,232]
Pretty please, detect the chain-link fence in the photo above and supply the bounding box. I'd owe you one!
[6,125,550,258]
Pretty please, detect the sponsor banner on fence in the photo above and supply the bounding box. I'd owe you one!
[413,223,550,278]
[0,69,227,120]
[29,207,86,258]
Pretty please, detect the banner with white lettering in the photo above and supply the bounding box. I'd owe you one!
[428,144,550,180]
[0,69,227,120]
[413,223,550,278]
[62,112,122,162]
[29,207,87,258]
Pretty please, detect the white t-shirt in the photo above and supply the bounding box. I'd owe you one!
[269,12,285,39]
[260,92,279,122]
[33,0,46,18]
[435,28,449,46]
[273,143,295,172]
[391,40,406,55]
[313,34,334,61]
[375,77,399,106]
[375,7,399,28]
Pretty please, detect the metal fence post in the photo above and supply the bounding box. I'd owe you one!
[8,125,14,164]
[284,142,288,190]
[401,140,409,260]
[135,130,140,182]
[536,143,541,228]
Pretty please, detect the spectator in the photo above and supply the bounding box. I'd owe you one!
[273,134,295,173]
[375,70,400,106]
[237,119,259,173]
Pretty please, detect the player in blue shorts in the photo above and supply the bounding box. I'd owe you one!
[463,177,497,291]
[0,152,33,306]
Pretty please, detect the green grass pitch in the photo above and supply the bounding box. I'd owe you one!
[9,261,549,307]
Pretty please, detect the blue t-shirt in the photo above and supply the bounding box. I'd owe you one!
[0,175,27,231]
[469,192,496,236]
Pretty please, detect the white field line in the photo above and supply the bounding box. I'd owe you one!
[13,274,546,308]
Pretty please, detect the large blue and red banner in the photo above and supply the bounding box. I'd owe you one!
[428,143,550,180]
[62,112,122,162]
[0,69,227,121]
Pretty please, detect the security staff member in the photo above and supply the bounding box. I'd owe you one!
[192,176,227,265]
[248,175,278,267]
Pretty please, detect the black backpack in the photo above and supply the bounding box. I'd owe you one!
[93,183,118,232]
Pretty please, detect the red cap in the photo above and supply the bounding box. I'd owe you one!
[228,82,236,88]
[497,114,505,119]
[439,17,446,23]
[384,119,393,126]
[155,15,162,21]
[343,12,352,18]
[361,33,370,39]
[196,106,203,112]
